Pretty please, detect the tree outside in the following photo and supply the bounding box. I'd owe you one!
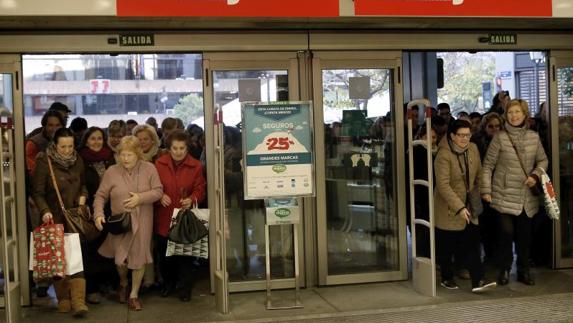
[437,52,496,115]
[172,93,204,126]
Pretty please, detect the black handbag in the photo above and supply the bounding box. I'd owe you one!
[168,208,208,244]
[104,212,132,235]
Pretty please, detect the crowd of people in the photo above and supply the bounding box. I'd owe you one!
[26,102,207,316]
[412,91,549,293]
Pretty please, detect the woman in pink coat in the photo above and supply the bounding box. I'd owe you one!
[93,136,163,311]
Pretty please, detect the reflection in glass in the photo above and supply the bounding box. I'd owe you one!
[322,69,399,275]
[213,70,295,281]
[0,74,14,113]
[558,67,573,258]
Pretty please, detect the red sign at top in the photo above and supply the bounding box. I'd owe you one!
[355,0,552,17]
[117,0,339,17]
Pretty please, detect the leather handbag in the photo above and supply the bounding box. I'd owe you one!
[168,208,208,244]
[47,157,100,242]
[104,212,132,235]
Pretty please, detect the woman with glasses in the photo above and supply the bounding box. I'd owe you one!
[472,113,504,161]
[481,99,548,286]
[434,120,496,293]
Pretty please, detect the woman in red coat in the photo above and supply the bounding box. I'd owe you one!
[154,130,206,302]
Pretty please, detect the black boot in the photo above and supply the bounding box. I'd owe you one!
[517,271,535,286]
[497,269,509,286]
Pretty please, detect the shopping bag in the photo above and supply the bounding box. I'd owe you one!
[64,233,84,276]
[30,221,66,282]
[541,170,560,220]
[166,207,209,258]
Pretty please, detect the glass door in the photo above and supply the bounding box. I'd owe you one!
[0,55,27,322]
[313,52,407,285]
[203,52,305,294]
[550,52,573,268]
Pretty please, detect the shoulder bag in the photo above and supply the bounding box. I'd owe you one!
[506,132,542,196]
[47,157,100,242]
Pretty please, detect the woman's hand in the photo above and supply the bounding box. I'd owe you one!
[481,194,492,203]
[180,197,192,209]
[41,212,53,224]
[160,194,172,207]
[525,176,537,188]
[458,208,471,224]
[94,216,105,231]
[123,192,141,209]
[78,196,86,206]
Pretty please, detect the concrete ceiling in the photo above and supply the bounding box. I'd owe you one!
[0,16,572,33]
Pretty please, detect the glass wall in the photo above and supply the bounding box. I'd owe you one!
[22,54,204,132]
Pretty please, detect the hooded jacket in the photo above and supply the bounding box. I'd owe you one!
[480,123,548,217]
[434,136,481,231]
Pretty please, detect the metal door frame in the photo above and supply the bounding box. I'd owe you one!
[203,52,306,294]
[312,51,407,285]
[549,51,573,269]
[0,54,28,322]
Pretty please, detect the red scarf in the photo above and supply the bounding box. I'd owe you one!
[79,146,114,163]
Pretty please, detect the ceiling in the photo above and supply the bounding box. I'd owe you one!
[0,16,572,33]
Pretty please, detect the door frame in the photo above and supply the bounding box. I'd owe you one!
[203,52,307,293]
[549,50,573,269]
[312,51,407,285]
[0,54,28,322]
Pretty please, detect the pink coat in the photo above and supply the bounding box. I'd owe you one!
[94,160,163,269]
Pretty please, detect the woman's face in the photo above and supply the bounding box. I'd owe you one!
[56,136,75,157]
[450,127,471,150]
[119,149,138,170]
[86,130,104,152]
[485,118,502,138]
[108,131,125,148]
[507,104,526,127]
[137,131,153,153]
[170,140,188,162]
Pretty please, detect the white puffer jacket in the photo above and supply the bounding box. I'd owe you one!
[480,123,548,217]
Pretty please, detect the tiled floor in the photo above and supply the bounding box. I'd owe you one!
[10,268,573,323]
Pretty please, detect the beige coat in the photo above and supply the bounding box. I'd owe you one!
[480,124,548,217]
[94,160,163,269]
[434,137,481,231]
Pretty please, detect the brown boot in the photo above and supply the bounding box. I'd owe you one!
[53,278,71,313]
[69,278,88,318]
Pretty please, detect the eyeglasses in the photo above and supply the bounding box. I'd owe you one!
[455,133,472,139]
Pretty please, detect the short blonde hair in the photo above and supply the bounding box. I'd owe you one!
[505,99,530,120]
[116,135,145,162]
[132,124,160,147]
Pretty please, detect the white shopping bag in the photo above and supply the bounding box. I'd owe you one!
[29,232,83,275]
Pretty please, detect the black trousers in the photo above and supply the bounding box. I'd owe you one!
[497,211,533,274]
[155,235,195,295]
[479,202,498,263]
[436,223,483,287]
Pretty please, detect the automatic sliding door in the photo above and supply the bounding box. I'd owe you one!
[314,52,407,285]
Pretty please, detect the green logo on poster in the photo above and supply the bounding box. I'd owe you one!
[272,164,287,173]
[275,208,291,218]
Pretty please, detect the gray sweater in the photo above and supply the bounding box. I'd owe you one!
[480,124,548,217]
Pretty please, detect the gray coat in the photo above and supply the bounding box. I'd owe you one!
[480,124,548,217]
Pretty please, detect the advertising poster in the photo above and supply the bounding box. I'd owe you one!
[243,102,314,199]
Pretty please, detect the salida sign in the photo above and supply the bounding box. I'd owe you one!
[355,0,552,17]
[117,0,338,17]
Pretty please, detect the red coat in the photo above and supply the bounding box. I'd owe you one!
[154,153,206,237]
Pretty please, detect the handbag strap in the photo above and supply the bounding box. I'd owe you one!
[46,156,67,215]
[505,131,530,179]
